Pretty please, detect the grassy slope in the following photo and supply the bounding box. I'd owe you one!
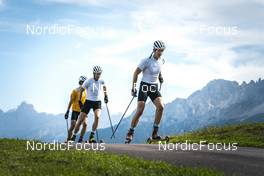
[0,139,222,176]
[169,122,264,148]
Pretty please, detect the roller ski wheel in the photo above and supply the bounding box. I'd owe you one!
[84,140,96,143]
[89,139,97,143]
[147,136,169,144]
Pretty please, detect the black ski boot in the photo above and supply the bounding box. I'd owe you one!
[151,126,160,140]
[78,137,83,143]
[70,134,76,142]
[89,132,96,143]
[125,128,134,144]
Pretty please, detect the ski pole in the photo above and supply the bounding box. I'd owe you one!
[159,82,163,91]
[96,130,99,142]
[106,103,115,138]
[111,96,135,139]
[65,119,69,134]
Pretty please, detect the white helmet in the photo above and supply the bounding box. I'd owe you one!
[79,76,87,82]
[153,40,166,50]
[93,65,102,74]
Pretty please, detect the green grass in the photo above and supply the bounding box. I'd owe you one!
[0,139,223,176]
[169,122,264,148]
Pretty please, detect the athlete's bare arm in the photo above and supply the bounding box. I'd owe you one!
[78,87,85,102]
[132,67,142,90]
[66,96,73,112]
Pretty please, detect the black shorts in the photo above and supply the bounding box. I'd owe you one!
[81,100,102,114]
[138,81,162,102]
[71,111,80,121]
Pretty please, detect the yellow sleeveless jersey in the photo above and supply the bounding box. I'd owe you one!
[71,88,86,112]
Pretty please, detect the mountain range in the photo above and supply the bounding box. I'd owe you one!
[1,78,264,143]
[0,102,121,142]
[98,78,264,143]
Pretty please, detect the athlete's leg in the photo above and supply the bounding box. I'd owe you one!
[67,120,76,140]
[79,119,87,139]
[92,109,101,131]
[73,112,87,135]
[88,109,101,142]
[153,97,164,124]
[130,101,145,128]
[67,111,80,140]
[152,97,164,137]
[125,101,145,143]
[126,82,147,143]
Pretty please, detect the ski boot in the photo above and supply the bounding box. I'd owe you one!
[89,132,97,143]
[78,137,83,143]
[125,128,134,144]
[70,134,76,142]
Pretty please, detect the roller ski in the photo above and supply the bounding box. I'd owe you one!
[85,139,104,143]
[147,135,169,144]
[125,128,134,144]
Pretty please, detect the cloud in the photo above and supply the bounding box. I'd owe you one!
[35,0,264,93]
[94,1,264,95]
[38,0,105,5]
[0,0,4,9]
[231,44,264,67]
[36,0,136,7]
[74,0,264,93]
[1,0,264,113]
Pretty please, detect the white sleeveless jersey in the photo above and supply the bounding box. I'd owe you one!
[138,56,165,84]
[82,78,105,101]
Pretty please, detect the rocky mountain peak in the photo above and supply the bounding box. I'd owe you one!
[16,101,36,113]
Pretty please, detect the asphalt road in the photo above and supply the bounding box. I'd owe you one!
[101,144,264,176]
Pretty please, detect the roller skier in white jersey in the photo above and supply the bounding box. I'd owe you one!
[70,66,108,143]
[125,40,166,144]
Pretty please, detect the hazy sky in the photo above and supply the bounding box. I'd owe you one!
[0,0,263,114]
